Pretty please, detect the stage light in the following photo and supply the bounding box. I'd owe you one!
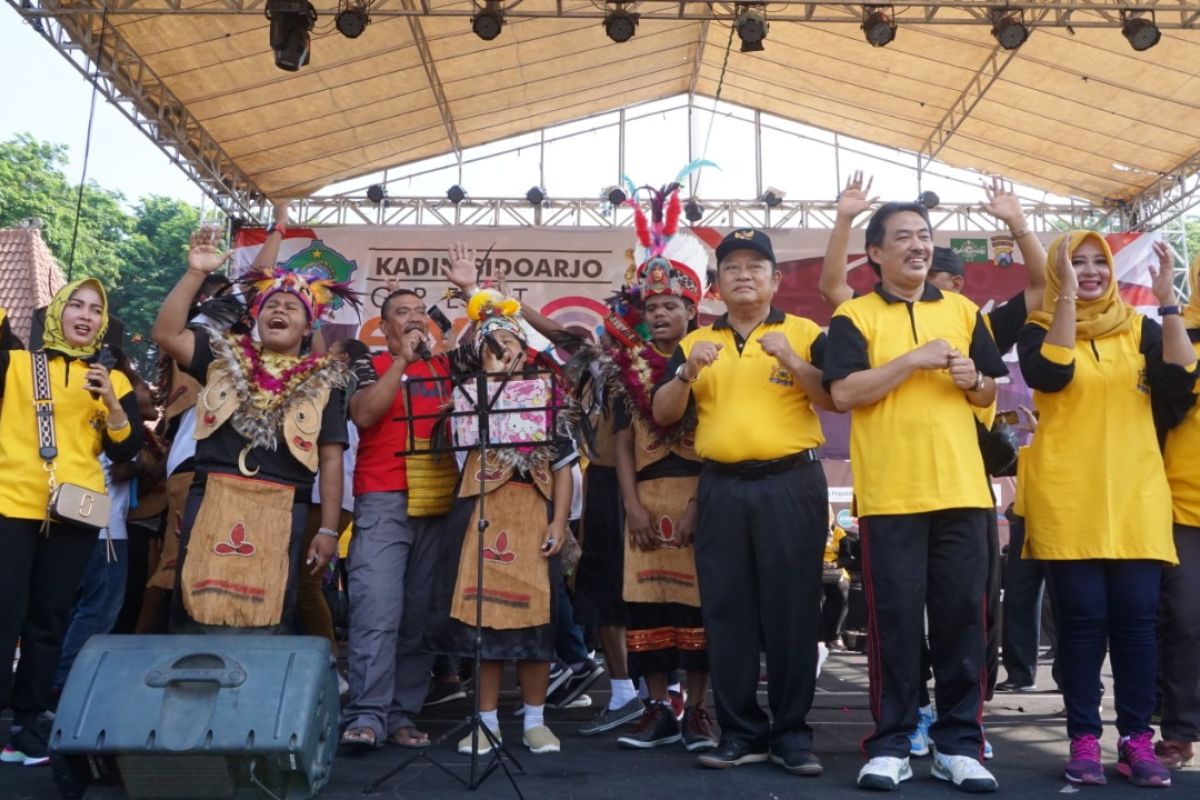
[335,2,368,38]
[472,1,504,41]
[604,6,639,42]
[989,8,1028,50]
[735,5,769,52]
[447,185,466,204]
[918,190,940,209]
[684,199,703,223]
[861,5,896,47]
[367,184,387,204]
[606,187,627,205]
[1121,10,1161,51]
[762,189,784,208]
[526,186,546,206]
[266,0,316,72]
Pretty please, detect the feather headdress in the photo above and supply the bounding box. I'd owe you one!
[625,161,715,305]
[241,265,359,322]
[468,288,525,344]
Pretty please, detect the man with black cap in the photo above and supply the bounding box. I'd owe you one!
[653,228,833,776]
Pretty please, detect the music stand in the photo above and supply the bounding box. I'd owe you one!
[363,363,563,799]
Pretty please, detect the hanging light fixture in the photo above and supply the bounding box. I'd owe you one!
[472,0,505,41]
[735,4,769,52]
[1121,10,1161,51]
[989,8,1029,50]
[861,5,896,47]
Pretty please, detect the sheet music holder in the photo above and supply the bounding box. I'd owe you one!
[363,363,564,800]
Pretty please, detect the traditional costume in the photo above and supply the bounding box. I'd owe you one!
[171,266,354,632]
[612,183,709,678]
[429,290,577,662]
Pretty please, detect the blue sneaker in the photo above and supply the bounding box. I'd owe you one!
[908,705,935,757]
[982,727,994,760]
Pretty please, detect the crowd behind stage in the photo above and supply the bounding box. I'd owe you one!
[1,175,1198,793]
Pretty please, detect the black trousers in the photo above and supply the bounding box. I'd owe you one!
[0,516,97,725]
[984,510,1001,700]
[1160,525,1200,742]
[1000,514,1047,687]
[860,509,989,759]
[694,460,826,754]
[821,574,850,643]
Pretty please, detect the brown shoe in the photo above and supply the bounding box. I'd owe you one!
[681,706,719,752]
[1155,739,1195,769]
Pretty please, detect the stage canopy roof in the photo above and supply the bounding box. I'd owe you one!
[12,0,1200,218]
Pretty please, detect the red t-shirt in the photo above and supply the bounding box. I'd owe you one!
[353,352,451,496]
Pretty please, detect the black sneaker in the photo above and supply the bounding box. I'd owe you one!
[994,679,1037,693]
[423,679,467,709]
[546,659,605,709]
[680,706,719,752]
[578,697,644,736]
[770,748,824,776]
[4,717,50,767]
[617,703,681,749]
[698,739,770,769]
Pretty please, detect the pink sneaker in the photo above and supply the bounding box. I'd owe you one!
[1064,735,1106,785]
[1118,732,1172,787]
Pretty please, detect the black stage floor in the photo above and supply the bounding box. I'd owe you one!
[4,650,1196,799]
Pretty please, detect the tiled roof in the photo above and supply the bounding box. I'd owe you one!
[0,223,66,345]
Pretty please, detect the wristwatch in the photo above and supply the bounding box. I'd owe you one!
[675,363,697,384]
[972,370,987,392]
[1159,305,1182,317]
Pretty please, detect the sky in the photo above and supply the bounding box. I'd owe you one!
[1,4,1075,215]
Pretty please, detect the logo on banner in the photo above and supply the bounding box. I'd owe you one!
[950,238,989,264]
[281,241,358,312]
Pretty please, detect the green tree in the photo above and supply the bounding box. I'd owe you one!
[110,196,199,372]
[0,133,133,285]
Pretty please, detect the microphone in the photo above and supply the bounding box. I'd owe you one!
[415,340,433,361]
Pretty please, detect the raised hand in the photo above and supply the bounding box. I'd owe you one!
[445,241,479,291]
[187,226,230,274]
[1054,236,1078,300]
[837,170,877,220]
[1150,240,1179,307]
[980,177,1024,230]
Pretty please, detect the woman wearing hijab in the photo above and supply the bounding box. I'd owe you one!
[1154,253,1200,772]
[0,279,142,766]
[1017,233,1194,788]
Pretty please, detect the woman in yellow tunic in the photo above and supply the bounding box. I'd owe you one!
[1017,232,1193,788]
[0,280,142,766]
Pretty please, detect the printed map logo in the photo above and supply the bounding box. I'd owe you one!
[951,238,989,263]
[282,240,358,311]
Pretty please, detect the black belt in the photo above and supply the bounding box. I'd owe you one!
[703,450,818,479]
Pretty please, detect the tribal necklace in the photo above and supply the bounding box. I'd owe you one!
[611,342,690,442]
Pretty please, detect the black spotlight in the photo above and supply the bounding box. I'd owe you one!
[335,2,368,38]
[367,183,387,204]
[735,5,769,52]
[447,185,466,204]
[1121,10,1161,51]
[861,5,896,47]
[918,190,940,209]
[762,190,783,208]
[990,8,1029,50]
[472,0,504,41]
[684,199,703,223]
[266,0,317,71]
[604,7,639,42]
[526,186,546,206]
[606,187,627,205]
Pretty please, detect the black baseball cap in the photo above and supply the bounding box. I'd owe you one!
[930,246,965,277]
[716,229,776,267]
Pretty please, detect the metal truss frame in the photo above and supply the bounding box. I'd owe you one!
[287,194,1118,232]
[8,0,1199,228]
[13,0,1200,28]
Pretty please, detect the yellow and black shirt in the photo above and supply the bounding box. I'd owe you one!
[1018,316,1192,561]
[1160,333,1200,527]
[655,307,826,464]
[0,349,141,520]
[822,283,1007,516]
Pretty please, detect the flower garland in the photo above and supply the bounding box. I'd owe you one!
[232,334,329,409]
[610,342,694,443]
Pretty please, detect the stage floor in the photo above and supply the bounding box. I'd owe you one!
[4,649,1196,799]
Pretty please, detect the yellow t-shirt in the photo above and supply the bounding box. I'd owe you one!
[1018,316,1178,562]
[824,284,1006,516]
[673,308,825,463]
[0,350,135,520]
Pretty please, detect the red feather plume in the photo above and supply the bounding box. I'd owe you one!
[630,202,652,248]
[663,191,681,237]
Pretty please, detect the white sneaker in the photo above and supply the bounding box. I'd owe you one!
[931,752,999,792]
[857,756,913,790]
[816,642,829,678]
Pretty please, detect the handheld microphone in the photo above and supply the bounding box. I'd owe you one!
[415,340,433,361]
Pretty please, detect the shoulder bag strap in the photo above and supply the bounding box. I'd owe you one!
[32,351,58,462]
